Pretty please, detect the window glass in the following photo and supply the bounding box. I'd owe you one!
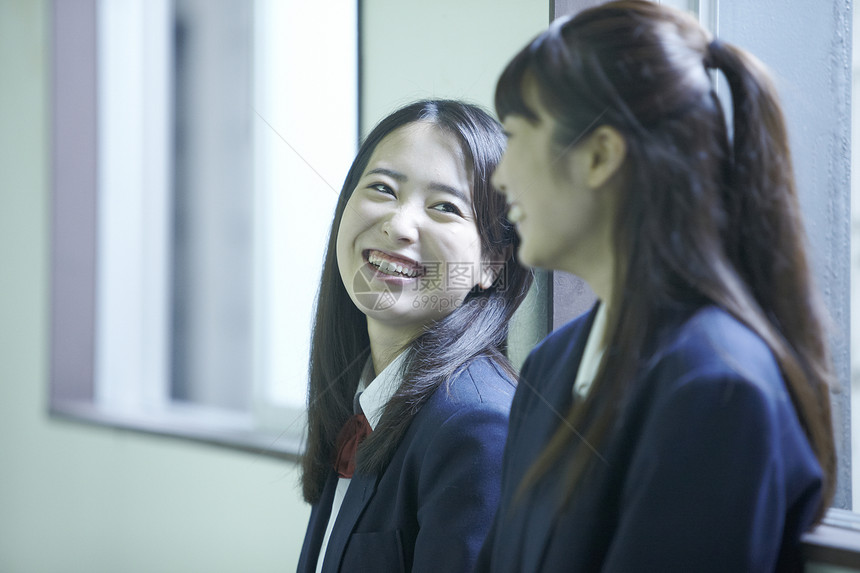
[93,0,357,442]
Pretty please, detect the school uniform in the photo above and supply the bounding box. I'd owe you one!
[477,304,823,573]
[297,355,515,573]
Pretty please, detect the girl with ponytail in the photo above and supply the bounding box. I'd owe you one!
[478,2,835,571]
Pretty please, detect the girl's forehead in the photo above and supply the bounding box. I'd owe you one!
[363,122,470,180]
[374,122,460,154]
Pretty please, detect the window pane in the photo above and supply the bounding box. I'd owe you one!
[96,0,171,411]
[168,0,358,416]
[95,0,357,430]
[170,0,255,410]
[253,0,357,411]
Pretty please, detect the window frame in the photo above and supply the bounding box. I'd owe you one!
[49,0,358,462]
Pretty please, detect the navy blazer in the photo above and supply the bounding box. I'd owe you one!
[297,358,515,573]
[477,305,823,573]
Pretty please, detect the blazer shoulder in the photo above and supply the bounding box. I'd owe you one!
[422,357,515,422]
[531,306,596,361]
[651,306,783,393]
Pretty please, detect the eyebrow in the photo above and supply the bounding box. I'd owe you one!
[365,167,470,204]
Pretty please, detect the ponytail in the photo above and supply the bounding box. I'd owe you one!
[705,40,836,518]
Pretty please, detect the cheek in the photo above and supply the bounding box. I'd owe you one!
[531,175,563,213]
[335,215,349,252]
[507,146,531,182]
[437,227,485,283]
[335,202,361,267]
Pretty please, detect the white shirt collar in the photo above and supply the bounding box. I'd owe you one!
[357,351,408,430]
[573,302,608,399]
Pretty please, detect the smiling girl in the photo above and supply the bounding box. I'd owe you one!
[297,100,532,573]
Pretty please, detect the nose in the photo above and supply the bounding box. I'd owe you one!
[382,203,421,243]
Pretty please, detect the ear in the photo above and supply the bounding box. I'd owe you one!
[583,125,626,189]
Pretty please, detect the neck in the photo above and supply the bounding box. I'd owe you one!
[585,260,615,311]
[366,319,420,375]
[568,179,619,309]
[560,245,615,311]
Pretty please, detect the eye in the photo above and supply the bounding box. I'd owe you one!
[369,183,395,196]
[431,202,464,217]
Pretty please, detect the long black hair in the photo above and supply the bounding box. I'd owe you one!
[301,100,533,503]
[496,1,835,520]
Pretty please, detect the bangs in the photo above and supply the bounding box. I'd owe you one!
[496,17,574,122]
[494,43,539,123]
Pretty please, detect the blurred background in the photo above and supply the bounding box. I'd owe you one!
[1,0,856,571]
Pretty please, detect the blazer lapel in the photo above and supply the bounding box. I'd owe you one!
[297,472,339,573]
[506,307,597,573]
[320,470,380,572]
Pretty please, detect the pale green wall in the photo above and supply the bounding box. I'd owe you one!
[0,2,308,571]
[360,0,547,134]
[0,1,546,571]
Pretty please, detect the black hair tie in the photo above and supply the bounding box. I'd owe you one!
[704,39,722,70]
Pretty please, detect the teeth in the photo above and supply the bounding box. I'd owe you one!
[507,204,524,224]
[367,251,419,277]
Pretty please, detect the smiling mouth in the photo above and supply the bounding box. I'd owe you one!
[365,250,424,278]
